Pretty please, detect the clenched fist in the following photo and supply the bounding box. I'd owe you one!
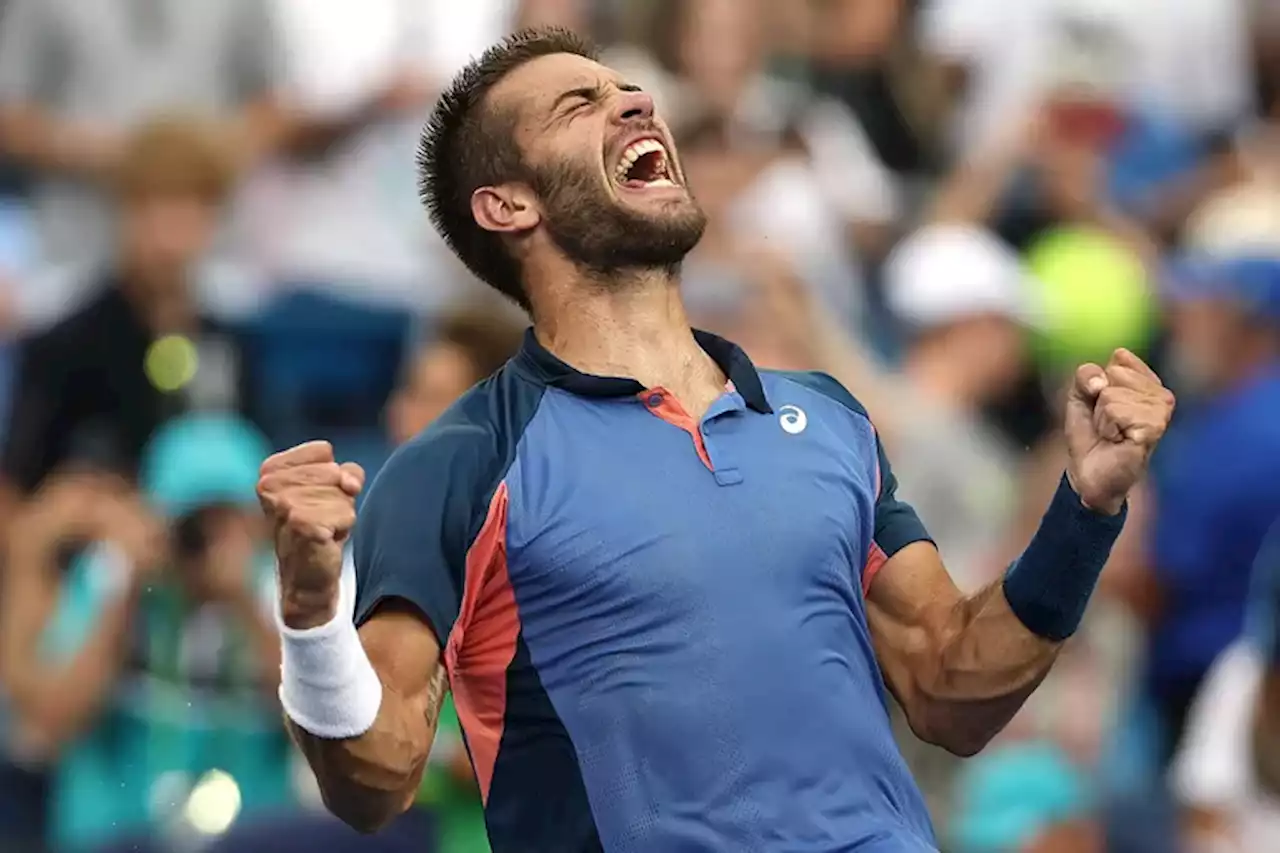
[257,441,365,628]
[1064,348,1175,515]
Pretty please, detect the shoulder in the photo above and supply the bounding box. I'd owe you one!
[351,367,545,634]
[764,369,873,422]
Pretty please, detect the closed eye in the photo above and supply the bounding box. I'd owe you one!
[554,86,602,117]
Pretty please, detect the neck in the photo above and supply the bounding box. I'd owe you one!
[529,261,723,394]
[118,262,194,334]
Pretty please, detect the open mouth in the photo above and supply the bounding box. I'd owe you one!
[614,138,677,189]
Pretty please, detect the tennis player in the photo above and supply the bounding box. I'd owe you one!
[256,29,1175,853]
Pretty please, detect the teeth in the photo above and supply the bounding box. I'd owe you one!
[615,138,670,182]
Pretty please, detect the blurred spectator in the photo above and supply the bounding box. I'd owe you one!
[1134,254,1280,768]
[0,118,250,527]
[233,0,514,316]
[880,223,1031,590]
[0,0,284,279]
[0,415,287,852]
[807,0,938,182]
[920,0,1253,158]
[1171,524,1280,851]
[387,303,526,447]
[646,0,901,318]
[203,302,525,853]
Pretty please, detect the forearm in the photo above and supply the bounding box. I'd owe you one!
[287,669,442,832]
[910,476,1125,754]
[277,574,444,833]
[910,583,1059,755]
[927,135,1024,226]
[10,592,135,753]
[0,107,112,175]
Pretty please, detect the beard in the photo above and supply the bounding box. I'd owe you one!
[527,155,708,276]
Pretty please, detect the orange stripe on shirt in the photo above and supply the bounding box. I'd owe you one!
[863,543,889,594]
[444,481,519,804]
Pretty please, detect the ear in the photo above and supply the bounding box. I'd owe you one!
[471,184,540,235]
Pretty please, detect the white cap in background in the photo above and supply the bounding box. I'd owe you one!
[884,224,1043,330]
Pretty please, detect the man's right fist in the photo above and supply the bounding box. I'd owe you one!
[257,441,365,626]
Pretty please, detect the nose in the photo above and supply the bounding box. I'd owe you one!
[612,89,654,125]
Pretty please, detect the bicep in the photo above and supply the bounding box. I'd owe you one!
[358,601,446,715]
[865,540,962,703]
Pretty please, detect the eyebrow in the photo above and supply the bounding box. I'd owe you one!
[551,86,602,113]
[550,81,643,114]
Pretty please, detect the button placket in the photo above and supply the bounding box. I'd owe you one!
[701,413,742,486]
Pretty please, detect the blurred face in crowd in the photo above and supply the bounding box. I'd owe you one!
[487,52,707,274]
[1166,297,1265,395]
[119,191,218,287]
[926,315,1028,402]
[677,0,763,118]
[172,504,266,602]
[386,342,482,446]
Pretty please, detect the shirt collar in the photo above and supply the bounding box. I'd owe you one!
[512,327,772,413]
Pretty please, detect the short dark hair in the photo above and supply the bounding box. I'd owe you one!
[417,27,600,310]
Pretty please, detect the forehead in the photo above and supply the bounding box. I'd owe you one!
[489,52,622,117]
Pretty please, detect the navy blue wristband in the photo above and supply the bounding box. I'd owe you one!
[1003,474,1127,641]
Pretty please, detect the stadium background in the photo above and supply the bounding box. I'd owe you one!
[0,0,1278,851]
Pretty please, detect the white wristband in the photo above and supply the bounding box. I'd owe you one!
[277,566,383,739]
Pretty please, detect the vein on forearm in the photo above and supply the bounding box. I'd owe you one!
[918,582,1062,753]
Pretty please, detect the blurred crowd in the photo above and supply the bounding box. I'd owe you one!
[0,0,1279,851]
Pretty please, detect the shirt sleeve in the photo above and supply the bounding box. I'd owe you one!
[870,430,934,560]
[351,421,503,646]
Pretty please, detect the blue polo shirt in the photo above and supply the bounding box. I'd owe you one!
[353,329,938,853]
[1147,363,1280,690]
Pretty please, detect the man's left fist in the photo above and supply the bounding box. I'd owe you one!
[1064,348,1176,515]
